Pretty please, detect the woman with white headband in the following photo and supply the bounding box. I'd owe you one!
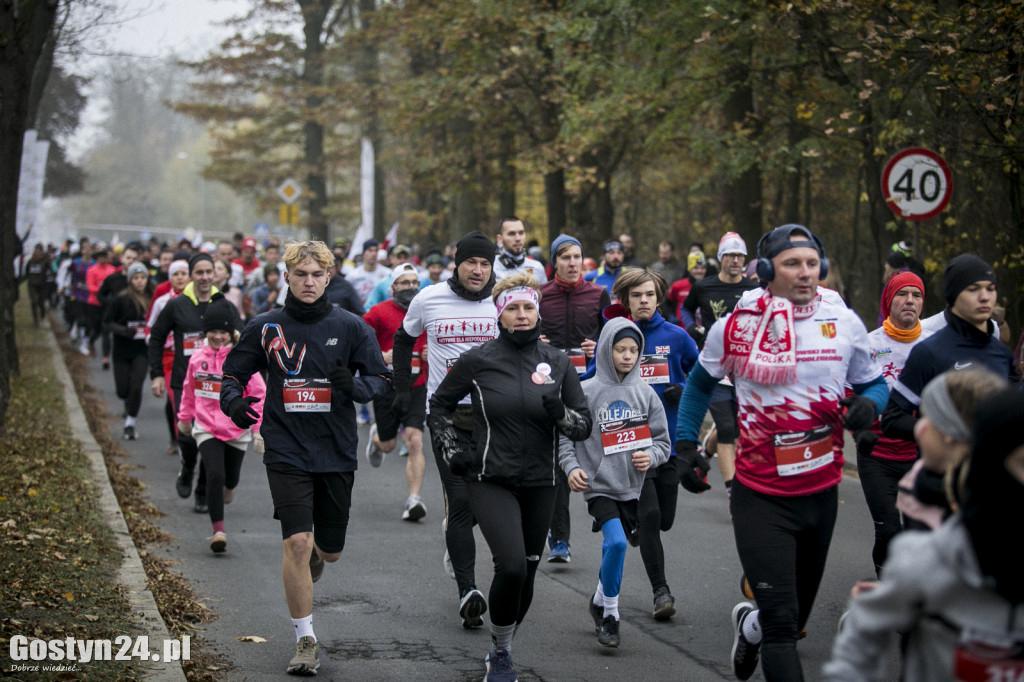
[429,272,593,682]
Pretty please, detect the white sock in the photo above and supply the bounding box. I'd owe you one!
[125,415,136,427]
[593,579,605,606]
[292,615,315,643]
[742,609,762,644]
[602,593,620,620]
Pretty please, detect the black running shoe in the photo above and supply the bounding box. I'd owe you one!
[309,550,325,583]
[193,494,208,514]
[123,426,136,440]
[459,588,487,627]
[731,601,760,680]
[652,586,676,621]
[597,615,620,648]
[175,465,193,498]
[589,595,603,634]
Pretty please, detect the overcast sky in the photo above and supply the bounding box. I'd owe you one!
[107,0,249,59]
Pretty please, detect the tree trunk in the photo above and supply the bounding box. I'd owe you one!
[0,0,60,434]
[543,168,566,245]
[720,56,763,249]
[299,0,331,241]
[498,131,516,218]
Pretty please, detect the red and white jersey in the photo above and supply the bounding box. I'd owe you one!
[864,324,934,460]
[402,282,498,411]
[700,298,880,496]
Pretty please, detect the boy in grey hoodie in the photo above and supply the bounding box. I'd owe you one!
[558,316,671,648]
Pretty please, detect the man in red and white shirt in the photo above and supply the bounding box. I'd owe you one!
[362,263,429,522]
[675,224,888,682]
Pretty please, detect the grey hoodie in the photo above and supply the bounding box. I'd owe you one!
[558,316,670,502]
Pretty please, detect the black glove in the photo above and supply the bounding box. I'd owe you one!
[226,397,260,429]
[854,429,879,458]
[685,324,705,346]
[674,440,711,493]
[662,383,683,406]
[840,395,876,432]
[328,360,355,399]
[542,393,565,422]
[392,391,411,419]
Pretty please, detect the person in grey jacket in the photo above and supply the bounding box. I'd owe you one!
[824,387,1024,681]
[559,316,671,649]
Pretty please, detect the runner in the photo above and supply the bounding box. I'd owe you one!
[219,240,390,675]
[825,386,1024,680]
[559,316,670,648]
[538,233,610,563]
[680,232,758,496]
[391,230,499,628]
[584,241,626,299]
[102,262,154,440]
[858,271,932,573]
[493,216,548,284]
[362,262,429,521]
[146,258,191,456]
[675,224,888,681]
[177,297,266,553]
[609,268,698,620]
[149,253,237,514]
[429,273,591,682]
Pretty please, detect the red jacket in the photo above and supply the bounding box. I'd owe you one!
[363,300,428,388]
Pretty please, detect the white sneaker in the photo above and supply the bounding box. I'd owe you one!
[402,495,426,521]
[365,424,384,468]
[78,340,90,356]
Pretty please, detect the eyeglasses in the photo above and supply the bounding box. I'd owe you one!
[721,253,745,260]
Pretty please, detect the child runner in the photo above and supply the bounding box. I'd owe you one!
[559,316,670,647]
[177,296,266,552]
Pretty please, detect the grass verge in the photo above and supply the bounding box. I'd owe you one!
[1,294,231,680]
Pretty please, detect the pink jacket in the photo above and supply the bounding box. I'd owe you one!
[178,344,265,441]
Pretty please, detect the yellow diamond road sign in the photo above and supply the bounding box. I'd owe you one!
[277,178,302,204]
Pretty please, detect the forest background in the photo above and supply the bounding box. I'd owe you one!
[2,0,1023,426]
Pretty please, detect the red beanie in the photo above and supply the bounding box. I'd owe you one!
[882,271,925,319]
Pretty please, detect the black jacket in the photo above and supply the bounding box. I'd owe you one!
[220,304,390,472]
[429,325,592,487]
[147,286,240,388]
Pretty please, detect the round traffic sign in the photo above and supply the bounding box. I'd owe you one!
[881,148,953,221]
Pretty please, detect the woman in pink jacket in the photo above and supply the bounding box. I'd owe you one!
[177,297,266,553]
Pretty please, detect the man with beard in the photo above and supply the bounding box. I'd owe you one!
[493,216,548,284]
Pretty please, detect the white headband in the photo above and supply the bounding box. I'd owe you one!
[495,286,539,317]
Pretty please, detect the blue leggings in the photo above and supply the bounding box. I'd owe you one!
[600,519,628,598]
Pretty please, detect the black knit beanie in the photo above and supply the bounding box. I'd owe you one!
[455,231,496,268]
[943,254,995,306]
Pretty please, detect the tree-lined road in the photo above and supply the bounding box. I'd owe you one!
[83,351,881,681]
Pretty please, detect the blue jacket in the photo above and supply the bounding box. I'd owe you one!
[584,264,622,296]
[583,309,698,438]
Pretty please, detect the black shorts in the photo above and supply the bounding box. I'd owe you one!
[265,463,353,553]
[373,383,426,440]
[587,496,639,536]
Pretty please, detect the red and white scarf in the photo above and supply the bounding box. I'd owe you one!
[722,291,817,385]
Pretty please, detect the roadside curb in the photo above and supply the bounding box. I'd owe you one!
[47,329,187,682]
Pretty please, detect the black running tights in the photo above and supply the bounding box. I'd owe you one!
[199,439,245,524]
[638,457,680,592]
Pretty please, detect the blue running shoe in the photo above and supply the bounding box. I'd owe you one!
[547,541,570,563]
[484,648,517,682]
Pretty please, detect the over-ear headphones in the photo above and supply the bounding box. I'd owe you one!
[755,224,829,283]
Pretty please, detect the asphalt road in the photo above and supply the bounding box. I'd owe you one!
[81,350,881,681]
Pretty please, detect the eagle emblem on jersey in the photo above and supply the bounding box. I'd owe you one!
[761,314,792,354]
[709,299,729,321]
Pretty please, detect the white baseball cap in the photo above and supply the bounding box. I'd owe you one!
[391,263,419,280]
[718,231,747,256]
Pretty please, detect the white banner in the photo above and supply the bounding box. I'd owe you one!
[16,129,50,246]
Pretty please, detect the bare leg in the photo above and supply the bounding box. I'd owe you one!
[282,532,341,618]
[404,427,425,497]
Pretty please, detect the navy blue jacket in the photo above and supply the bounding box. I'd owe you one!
[220,304,390,472]
[881,309,1013,440]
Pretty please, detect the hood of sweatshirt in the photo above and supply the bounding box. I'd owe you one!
[595,316,646,387]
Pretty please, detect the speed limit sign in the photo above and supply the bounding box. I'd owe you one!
[881,148,953,221]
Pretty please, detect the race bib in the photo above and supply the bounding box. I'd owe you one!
[600,415,653,455]
[954,628,1024,682]
[411,352,422,376]
[194,372,222,400]
[639,354,670,384]
[182,331,205,357]
[773,425,834,476]
[282,378,332,412]
[565,347,587,375]
[128,321,146,340]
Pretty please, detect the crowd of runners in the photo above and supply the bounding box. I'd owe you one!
[17,219,1024,681]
